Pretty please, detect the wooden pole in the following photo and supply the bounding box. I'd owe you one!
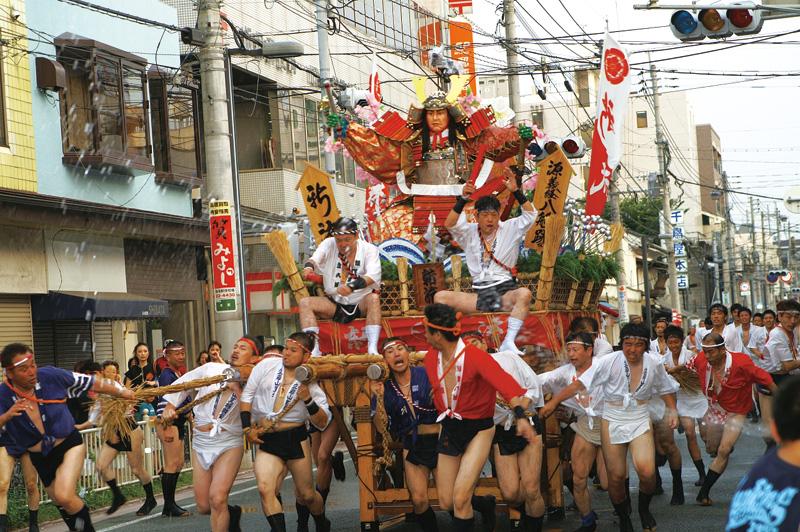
[451,254,462,293]
[398,257,410,315]
[534,215,566,311]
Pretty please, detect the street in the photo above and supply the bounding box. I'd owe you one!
[52,422,768,532]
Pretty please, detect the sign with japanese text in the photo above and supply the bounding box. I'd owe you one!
[448,19,477,96]
[296,164,341,245]
[676,274,690,290]
[671,208,689,289]
[209,201,238,313]
[525,147,574,251]
[585,33,632,216]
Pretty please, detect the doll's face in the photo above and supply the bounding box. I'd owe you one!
[425,108,449,134]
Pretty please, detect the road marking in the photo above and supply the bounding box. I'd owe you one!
[98,456,352,531]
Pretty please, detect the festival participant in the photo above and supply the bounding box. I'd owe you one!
[540,332,605,532]
[155,340,192,517]
[726,376,800,531]
[421,304,535,531]
[263,345,284,358]
[661,326,709,491]
[462,330,545,531]
[87,378,156,516]
[0,441,39,532]
[696,304,740,352]
[371,337,439,532]
[0,343,134,532]
[730,303,743,328]
[686,332,776,506]
[694,317,712,352]
[160,336,264,532]
[300,217,382,356]
[752,312,764,327]
[736,308,767,364]
[540,323,679,532]
[762,309,776,334]
[684,324,698,354]
[649,317,669,356]
[240,332,333,532]
[434,178,535,355]
[570,316,613,357]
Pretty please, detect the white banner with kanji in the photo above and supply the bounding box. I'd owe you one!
[585,32,632,215]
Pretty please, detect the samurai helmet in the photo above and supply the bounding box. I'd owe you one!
[423,91,449,110]
[406,75,472,127]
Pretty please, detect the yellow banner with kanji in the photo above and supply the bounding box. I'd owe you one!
[296,164,341,244]
[525,148,575,251]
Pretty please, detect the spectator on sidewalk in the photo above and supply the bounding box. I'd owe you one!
[726,376,800,531]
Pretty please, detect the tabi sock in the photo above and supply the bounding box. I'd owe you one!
[266,512,287,532]
[416,507,439,532]
[452,516,475,532]
[697,469,722,501]
[671,468,685,504]
[365,325,383,355]
[72,505,94,532]
[303,327,321,356]
[522,512,544,532]
[501,317,524,352]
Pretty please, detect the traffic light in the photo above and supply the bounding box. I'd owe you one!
[670,5,763,41]
[767,270,793,284]
[528,136,586,161]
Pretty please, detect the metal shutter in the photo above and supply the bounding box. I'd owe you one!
[0,295,33,348]
[92,321,114,360]
[32,320,93,370]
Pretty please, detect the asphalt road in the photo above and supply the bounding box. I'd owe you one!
[44,421,768,532]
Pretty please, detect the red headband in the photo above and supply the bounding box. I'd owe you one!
[287,338,312,354]
[238,337,259,356]
[423,312,463,336]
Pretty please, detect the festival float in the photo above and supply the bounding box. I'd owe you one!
[266,75,623,530]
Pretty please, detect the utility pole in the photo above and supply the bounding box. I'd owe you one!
[722,171,737,304]
[750,196,758,309]
[649,61,681,317]
[609,169,629,324]
[316,0,336,174]
[761,208,769,308]
[503,0,522,122]
[198,0,245,351]
[642,235,653,334]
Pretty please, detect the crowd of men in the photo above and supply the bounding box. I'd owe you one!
[1,180,800,532]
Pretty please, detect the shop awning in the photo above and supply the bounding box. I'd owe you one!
[31,291,169,321]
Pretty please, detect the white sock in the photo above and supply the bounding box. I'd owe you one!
[501,317,524,352]
[365,325,382,355]
[303,327,321,357]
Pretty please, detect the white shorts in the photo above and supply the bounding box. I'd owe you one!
[192,430,243,470]
[603,403,651,445]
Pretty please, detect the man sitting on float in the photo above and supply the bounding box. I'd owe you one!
[434,177,535,354]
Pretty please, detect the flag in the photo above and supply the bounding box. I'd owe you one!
[585,32,633,215]
[369,53,382,102]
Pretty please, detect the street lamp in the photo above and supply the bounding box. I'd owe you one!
[225,42,305,332]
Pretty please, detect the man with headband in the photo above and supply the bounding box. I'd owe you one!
[422,303,536,531]
[371,337,439,531]
[300,216,383,356]
[160,335,263,531]
[0,343,134,532]
[540,323,678,532]
[695,303,739,353]
[156,340,192,517]
[240,332,332,532]
[539,331,605,532]
[435,177,535,355]
[461,330,545,532]
[687,332,776,506]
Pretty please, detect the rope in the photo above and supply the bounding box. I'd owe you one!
[254,397,302,434]
[160,387,227,427]
[371,388,394,475]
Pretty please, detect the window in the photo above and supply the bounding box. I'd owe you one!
[636,111,648,128]
[148,71,202,185]
[530,107,544,129]
[56,34,152,173]
[0,45,7,147]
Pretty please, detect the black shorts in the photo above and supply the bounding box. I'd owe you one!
[403,433,438,469]
[328,297,362,324]
[258,425,309,461]
[475,279,518,312]
[29,430,83,487]
[106,419,140,452]
[437,417,494,457]
[493,424,528,456]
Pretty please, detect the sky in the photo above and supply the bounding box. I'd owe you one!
[467,0,800,234]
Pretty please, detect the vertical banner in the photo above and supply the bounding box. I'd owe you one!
[525,148,574,251]
[448,18,477,96]
[369,52,382,103]
[296,164,341,244]
[209,201,239,313]
[585,33,633,216]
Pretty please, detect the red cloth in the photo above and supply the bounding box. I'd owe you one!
[688,351,773,415]
[423,343,525,420]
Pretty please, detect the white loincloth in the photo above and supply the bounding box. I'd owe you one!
[573,414,602,446]
[603,402,651,445]
[192,429,243,470]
